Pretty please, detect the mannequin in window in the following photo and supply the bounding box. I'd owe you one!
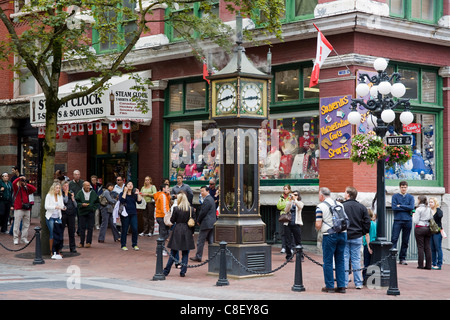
[299,122,314,153]
[280,131,297,178]
[265,146,281,178]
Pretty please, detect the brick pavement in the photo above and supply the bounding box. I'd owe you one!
[0,218,448,300]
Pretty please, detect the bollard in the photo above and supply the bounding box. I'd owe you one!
[33,227,45,265]
[387,248,400,295]
[291,245,305,292]
[216,241,229,286]
[152,238,166,281]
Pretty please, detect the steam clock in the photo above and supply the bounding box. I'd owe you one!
[207,15,272,277]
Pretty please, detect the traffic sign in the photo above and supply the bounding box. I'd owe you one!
[385,135,412,146]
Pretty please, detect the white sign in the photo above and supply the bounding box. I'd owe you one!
[30,72,152,127]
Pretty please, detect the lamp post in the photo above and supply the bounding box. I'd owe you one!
[347,58,412,286]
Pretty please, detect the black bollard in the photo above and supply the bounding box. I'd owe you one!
[33,227,45,265]
[152,238,166,281]
[387,248,400,295]
[216,241,229,286]
[291,245,305,292]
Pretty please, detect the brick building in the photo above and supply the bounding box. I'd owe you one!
[1,0,449,258]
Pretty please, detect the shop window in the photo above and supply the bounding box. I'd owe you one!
[386,113,436,181]
[399,68,419,101]
[261,115,319,180]
[273,66,317,103]
[21,136,39,190]
[422,71,436,104]
[387,0,442,24]
[167,80,207,114]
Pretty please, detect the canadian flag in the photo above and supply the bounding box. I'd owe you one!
[203,63,210,84]
[78,124,84,135]
[63,125,71,139]
[122,121,131,134]
[95,122,102,134]
[70,124,77,136]
[309,24,334,88]
[87,123,94,135]
[56,126,60,139]
[38,127,45,139]
[109,121,117,133]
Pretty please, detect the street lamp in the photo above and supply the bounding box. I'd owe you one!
[347,57,412,286]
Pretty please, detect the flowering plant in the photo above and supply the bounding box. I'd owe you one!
[350,133,386,166]
[350,133,412,168]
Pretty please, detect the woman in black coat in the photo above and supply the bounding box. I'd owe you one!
[163,192,195,277]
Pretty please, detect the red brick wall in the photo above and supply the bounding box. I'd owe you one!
[66,135,89,181]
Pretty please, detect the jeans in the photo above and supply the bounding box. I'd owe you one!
[164,250,189,276]
[322,232,347,289]
[431,232,443,267]
[120,214,138,248]
[344,236,363,287]
[98,207,120,242]
[391,219,412,261]
[46,217,62,240]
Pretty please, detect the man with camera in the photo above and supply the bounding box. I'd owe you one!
[11,175,36,245]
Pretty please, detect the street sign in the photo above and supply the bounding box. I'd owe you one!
[386,135,412,146]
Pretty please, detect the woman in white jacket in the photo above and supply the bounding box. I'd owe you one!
[413,195,432,269]
[283,191,304,261]
[45,183,65,259]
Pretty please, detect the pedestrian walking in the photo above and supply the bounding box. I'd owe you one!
[163,192,195,277]
[342,186,371,289]
[283,191,304,261]
[0,173,13,233]
[413,195,432,270]
[139,176,157,237]
[315,187,347,293]
[119,181,142,251]
[11,175,36,245]
[61,181,77,253]
[98,183,120,243]
[90,175,103,230]
[429,197,444,270]
[44,182,64,259]
[75,181,99,248]
[391,181,415,265]
[171,173,194,205]
[190,186,216,262]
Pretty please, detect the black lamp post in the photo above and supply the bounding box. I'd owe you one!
[347,57,413,286]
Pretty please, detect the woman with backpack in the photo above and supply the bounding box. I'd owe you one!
[98,183,120,244]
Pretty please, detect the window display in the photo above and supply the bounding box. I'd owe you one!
[385,113,436,181]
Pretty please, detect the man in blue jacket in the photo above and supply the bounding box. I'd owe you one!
[391,181,415,265]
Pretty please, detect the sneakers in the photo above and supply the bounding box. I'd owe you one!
[133,246,139,251]
[139,232,145,237]
[280,248,286,254]
[121,246,128,251]
[122,246,139,251]
[20,239,29,244]
[51,253,63,260]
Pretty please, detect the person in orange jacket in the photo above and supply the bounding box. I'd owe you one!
[155,184,171,254]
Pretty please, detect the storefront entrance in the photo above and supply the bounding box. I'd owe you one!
[94,154,137,186]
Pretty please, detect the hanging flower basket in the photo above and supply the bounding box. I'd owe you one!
[350,133,412,168]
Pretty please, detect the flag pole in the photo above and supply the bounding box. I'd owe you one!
[312,23,353,76]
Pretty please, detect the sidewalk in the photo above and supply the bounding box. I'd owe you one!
[0,218,448,300]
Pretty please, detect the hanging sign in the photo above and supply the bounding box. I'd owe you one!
[319,95,352,159]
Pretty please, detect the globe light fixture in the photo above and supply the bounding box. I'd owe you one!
[370,85,379,98]
[356,83,370,97]
[391,82,406,98]
[381,109,395,123]
[378,81,391,95]
[348,110,362,125]
[400,110,414,125]
[373,57,388,71]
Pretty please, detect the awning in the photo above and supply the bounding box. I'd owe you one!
[30,70,152,127]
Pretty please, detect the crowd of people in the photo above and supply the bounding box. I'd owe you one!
[277,181,446,294]
[0,165,446,282]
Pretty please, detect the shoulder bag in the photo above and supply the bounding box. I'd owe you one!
[188,207,195,228]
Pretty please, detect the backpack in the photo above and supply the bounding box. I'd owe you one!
[323,200,349,234]
[99,195,108,206]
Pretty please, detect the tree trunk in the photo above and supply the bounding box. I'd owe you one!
[39,100,59,256]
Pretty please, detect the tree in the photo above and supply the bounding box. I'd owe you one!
[0,0,283,255]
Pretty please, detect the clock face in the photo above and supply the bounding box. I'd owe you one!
[241,82,262,113]
[217,83,237,113]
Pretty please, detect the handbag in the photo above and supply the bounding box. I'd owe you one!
[279,212,292,223]
[164,209,173,227]
[136,197,147,210]
[187,207,195,228]
[429,217,440,234]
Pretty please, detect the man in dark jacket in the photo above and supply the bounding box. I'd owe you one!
[190,186,216,262]
[343,186,371,289]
